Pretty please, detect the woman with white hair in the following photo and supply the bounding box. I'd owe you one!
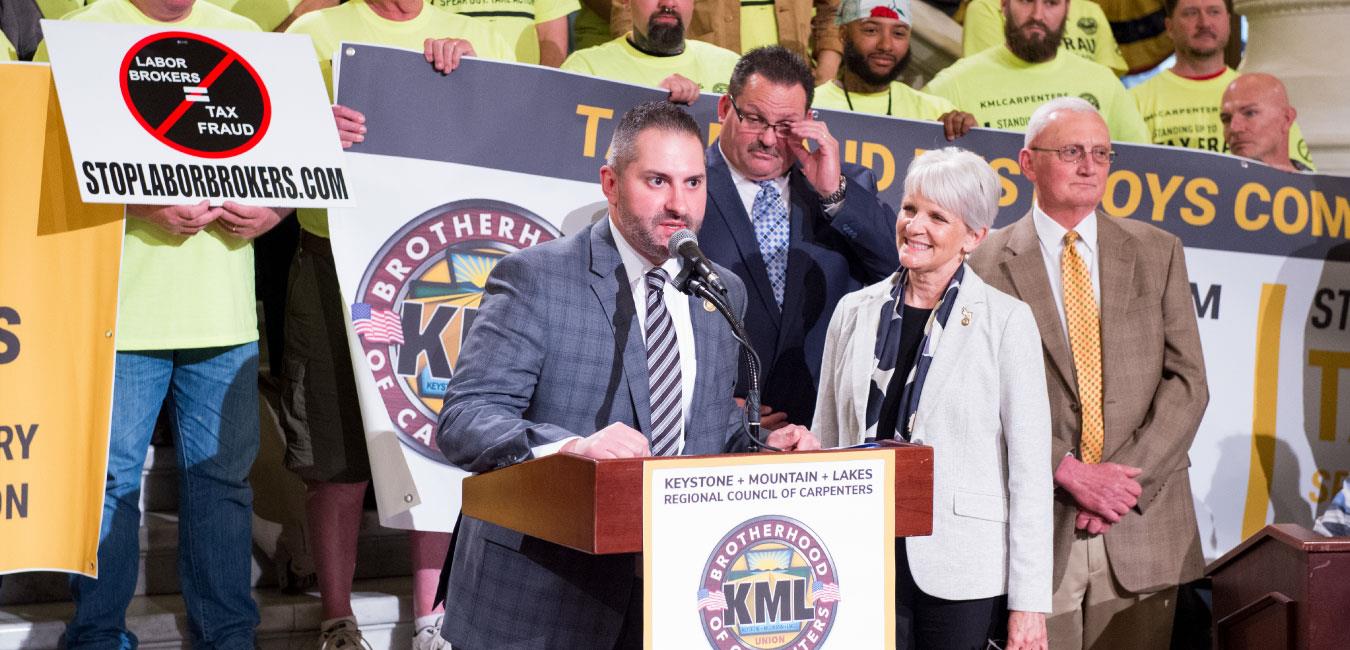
[813,147,1053,649]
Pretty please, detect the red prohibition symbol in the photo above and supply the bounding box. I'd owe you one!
[119,31,271,158]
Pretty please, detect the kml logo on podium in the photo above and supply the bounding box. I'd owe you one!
[119,31,271,158]
[698,516,841,650]
[351,199,560,462]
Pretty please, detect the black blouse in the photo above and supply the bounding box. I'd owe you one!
[876,304,933,440]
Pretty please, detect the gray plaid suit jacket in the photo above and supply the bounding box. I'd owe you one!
[436,220,750,649]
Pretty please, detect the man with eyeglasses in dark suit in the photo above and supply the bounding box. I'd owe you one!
[700,45,898,429]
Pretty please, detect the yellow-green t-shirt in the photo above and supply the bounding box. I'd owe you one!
[1,31,15,60]
[38,0,262,350]
[287,0,515,237]
[430,0,578,64]
[202,0,303,31]
[1130,68,1315,170]
[812,81,955,120]
[561,35,739,94]
[571,5,611,51]
[962,0,1126,75]
[35,0,87,19]
[925,45,1148,143]
[740,2,778,53]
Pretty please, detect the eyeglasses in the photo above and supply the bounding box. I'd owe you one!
[728,95,795,136]
[1030,144,1117,164]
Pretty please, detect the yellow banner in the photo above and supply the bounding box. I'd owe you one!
[0,63,123,576]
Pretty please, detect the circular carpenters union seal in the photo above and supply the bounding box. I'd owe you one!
[351,199,560,463]
[697,516,841,650]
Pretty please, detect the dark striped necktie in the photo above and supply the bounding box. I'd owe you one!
[645,268,682,456]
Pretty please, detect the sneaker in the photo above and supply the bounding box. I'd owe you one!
[411,615,447,650]
[319,617,371,650]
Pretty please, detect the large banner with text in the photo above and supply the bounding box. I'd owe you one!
[333,45,1349,559]
[0,64,124,576]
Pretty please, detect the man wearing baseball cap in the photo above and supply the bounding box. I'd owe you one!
[813,0,975,140]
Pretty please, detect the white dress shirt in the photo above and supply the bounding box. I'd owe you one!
[532,217,698,457]
[715,142,845,227]
[610,217,698,454]
[719,143,793,221]
[1032,205,1102,345]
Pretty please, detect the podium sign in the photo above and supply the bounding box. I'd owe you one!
[643,450,896,649]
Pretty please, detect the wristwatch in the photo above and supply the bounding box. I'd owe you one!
[818,175,847,206]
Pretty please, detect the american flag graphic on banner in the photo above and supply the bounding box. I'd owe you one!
[813,581,841,603]
[696,588,727,611]
[351,302,404,344]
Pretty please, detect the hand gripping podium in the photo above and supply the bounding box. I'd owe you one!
[460,443,933,554]
[1205,524,1350,650]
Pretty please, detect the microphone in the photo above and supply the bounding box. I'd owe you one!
[664,231,778,452]
[667,229,727,296]
[670,256,781,453]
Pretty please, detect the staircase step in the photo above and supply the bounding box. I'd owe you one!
[0,576,418,650]
[0,511,409,605]
[140,444,179,514]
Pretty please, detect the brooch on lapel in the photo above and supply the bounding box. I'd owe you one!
[961,307,973,326]
[703,299,717,313]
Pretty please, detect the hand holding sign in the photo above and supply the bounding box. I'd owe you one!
[939,110,977,141]
[660,73,702,105]
[127,200,223,236]
[218,202,291,240]
[333,104,366,149]
[423,37,476,75]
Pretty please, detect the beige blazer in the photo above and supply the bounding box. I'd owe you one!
[812,267,1053,612]
[967,211,1208,593]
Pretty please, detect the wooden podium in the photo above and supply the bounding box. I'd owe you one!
[461,444,934,554]
[1206,524,1350,649]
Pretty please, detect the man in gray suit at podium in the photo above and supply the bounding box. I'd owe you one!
[435,101,820,649]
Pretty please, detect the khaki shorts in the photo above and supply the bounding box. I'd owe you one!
[278,231,371,484]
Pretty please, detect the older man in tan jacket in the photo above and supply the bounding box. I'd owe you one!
[968,97,1208,650]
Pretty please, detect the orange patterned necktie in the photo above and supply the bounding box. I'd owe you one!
[1062,231,1104,464]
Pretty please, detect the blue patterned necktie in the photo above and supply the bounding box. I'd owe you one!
[751,179,789,307]
[644,268,682,456]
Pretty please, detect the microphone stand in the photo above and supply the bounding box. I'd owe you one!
[679,275,781,452]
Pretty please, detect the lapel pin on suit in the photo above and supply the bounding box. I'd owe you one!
[961,306,973,326]
[703,299,717,313]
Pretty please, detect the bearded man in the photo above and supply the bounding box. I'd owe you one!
[811,0,975,141]
[925,0,1147,142]
[562,0,740,103]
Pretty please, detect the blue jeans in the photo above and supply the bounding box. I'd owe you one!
[67,345,261,649]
